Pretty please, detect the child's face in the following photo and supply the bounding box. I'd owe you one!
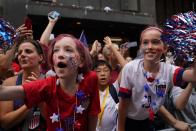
[18,42,43,69]
[140,29,167,62]
[52,37,82,78]
[95,65,110,86]
[97,53,106,61]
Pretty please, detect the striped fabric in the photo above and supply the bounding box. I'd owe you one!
[118,87,131,98]
[173,68,184,87]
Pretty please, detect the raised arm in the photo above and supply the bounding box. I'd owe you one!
[90,40,102,57]
[17,24,33,40]
[103,36,127,67]
[40,16,58,46]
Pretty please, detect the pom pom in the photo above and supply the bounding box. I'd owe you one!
[161,11,196,63]
[0,17,18,53]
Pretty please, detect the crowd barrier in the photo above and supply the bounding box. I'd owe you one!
[158,124,196,131]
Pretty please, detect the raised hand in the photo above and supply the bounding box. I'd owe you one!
[16,24,33,39]
[25,72,39,83]
[48,16,58,24]
[90,40,102,56]
[103,36,112,47]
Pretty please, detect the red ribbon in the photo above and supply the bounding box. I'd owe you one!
[148,108,154,121]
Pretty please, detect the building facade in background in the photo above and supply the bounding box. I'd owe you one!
[0,0,195,58]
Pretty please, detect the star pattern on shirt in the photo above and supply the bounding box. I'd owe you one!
[76,105,85,114]
[50,113,59,123]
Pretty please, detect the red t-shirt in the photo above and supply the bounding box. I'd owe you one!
[23,71,100,131]
[11,62,21,73]
[109,65,121,84]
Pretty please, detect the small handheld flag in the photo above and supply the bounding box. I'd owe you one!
[79,30,88,48]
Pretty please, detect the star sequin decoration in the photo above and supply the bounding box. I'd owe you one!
[77,73,84,83]
[74,120,82,129]
[144,72,155,82]
[76,105,85,114]
[50,113,59,123]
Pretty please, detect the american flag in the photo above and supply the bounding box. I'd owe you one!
[79,30,88,48]
[28,111,40,129]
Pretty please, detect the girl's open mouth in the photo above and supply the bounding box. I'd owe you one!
[57,62,67,68]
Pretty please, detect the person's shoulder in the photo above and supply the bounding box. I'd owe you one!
[44,76,56,83]
[126,59,142,66]
[123,59,142,72]
[32,76,56,86]
[160,61,181,74]
[85,71,97,78]
[3,75,17,86]
[83,71,98,84]
[161,61,177,68]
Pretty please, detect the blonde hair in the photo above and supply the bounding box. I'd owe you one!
[140,26,163,42]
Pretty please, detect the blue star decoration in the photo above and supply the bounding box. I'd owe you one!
[76,90,85,99]
[56,128,64,131]
[50,113,59,123]
[144,83,149,92]
[76,105,85,114]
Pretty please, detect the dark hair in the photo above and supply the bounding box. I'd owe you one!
[17,39,44,55]
[94,60,112,71]
[48,34,92,74]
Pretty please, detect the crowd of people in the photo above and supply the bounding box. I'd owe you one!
[0,13,195,131]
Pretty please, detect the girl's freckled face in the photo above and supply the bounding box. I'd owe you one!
[52,37,81,78]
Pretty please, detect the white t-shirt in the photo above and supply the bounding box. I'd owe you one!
[96,88,118,131]
[119,59,180,120]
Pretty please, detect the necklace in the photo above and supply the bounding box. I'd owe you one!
[142,64,167,121]
[52,75,86,131]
